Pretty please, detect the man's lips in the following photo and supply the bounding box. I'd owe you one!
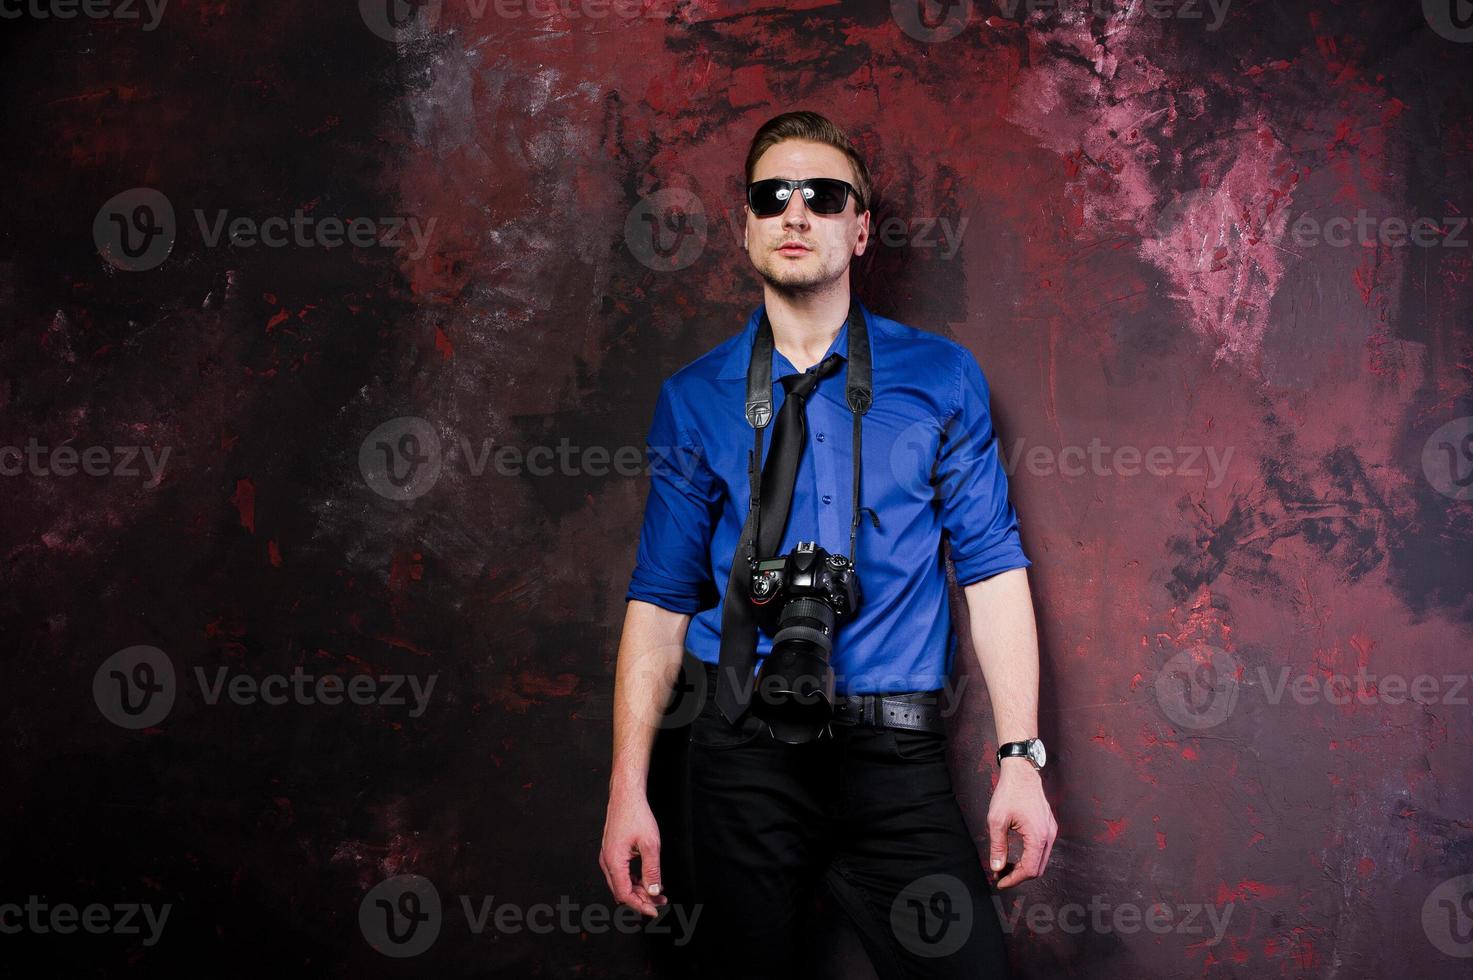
[776,243,812,255]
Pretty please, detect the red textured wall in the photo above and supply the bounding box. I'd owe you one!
[2,1,1470,977]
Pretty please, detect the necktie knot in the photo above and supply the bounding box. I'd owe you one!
[780,351,843,401]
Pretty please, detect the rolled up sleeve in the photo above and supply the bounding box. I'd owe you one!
[935,344,1031,586]
[625,379,722,613]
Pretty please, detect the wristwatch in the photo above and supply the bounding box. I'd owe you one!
[996,738,1047,771]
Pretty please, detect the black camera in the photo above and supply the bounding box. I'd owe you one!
[747,541,862,743]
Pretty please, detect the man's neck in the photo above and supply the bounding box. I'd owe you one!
[762,282,851,374]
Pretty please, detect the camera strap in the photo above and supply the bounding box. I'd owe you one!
[714,298,876,724]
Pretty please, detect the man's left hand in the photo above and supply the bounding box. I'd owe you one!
[986,760,1057,888]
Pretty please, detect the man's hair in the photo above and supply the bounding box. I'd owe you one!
[744,111,871,216]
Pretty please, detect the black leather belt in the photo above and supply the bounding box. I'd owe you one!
[700,661,946,735]
[830,691,946,734]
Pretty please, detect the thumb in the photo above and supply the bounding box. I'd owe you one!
[639,837,664,898]
[988,815,1008,872]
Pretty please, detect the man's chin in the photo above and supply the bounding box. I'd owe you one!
[757,261,836,293]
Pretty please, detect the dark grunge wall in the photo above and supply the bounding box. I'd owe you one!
[1,1,1470,977]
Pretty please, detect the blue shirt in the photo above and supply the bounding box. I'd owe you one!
[625,300,1030,694]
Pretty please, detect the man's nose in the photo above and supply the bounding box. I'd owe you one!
[782,195,811,228]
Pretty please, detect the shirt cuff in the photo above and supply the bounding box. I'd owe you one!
[950,536,1032,587]
[625,567,715,614]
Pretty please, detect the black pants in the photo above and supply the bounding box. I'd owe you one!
[684,668,1012,980]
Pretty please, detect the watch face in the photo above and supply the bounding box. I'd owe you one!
[1028,739,1047,768]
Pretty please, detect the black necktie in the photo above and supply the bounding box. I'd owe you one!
[715,350,844,724]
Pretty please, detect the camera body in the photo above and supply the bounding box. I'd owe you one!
[746,541,861,743]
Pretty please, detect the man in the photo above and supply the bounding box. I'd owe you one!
[600,110,1057,978]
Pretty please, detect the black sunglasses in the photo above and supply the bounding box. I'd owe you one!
[746,177,860,217]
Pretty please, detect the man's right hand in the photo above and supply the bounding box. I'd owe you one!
[599,789,668,917]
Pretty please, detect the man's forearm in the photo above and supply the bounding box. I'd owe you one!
[961,567,1040,747]
[609,599,692,797]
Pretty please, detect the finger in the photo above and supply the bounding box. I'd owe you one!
[638,837,668,908]
[986,813,1009,875]
[609,844,656,916]
[1039,824,1057,876]
[997,827,1044,888]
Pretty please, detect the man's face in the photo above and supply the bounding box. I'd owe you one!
[744,139,869,293]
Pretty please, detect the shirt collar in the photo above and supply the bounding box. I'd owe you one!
[716,303,854,381]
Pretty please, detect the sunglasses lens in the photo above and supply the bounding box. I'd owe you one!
[748,180,790,217]
[802,179,850,214]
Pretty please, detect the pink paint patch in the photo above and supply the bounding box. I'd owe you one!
[1097,817,1127,843]
[230,478,255,533]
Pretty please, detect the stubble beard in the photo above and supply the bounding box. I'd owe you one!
[755,250,843,297]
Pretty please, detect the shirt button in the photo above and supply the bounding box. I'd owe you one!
[816,432,825,442]
[822,494,832,505]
